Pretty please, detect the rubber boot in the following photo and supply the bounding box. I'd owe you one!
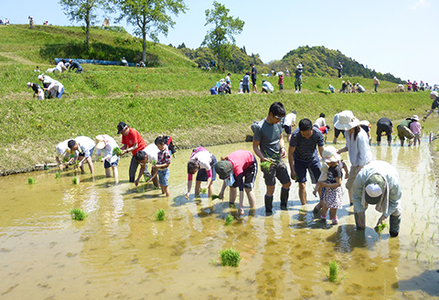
[280,187,289,210]
[389,214,401,237]
[265,195,273,216]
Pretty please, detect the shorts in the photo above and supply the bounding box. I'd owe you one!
[294,158,321,184]
[334,128,344,138]
[196,155,217,182]
[397,125,414,140]
[279,84,283,90]
[283,124,292,135]
[295,78,302,86]
[104,156,120,168]
[232,156,257,190]
[158,168,170,187]
[346,165,362,190]
[78,146,95,158]
[252,78,257,86]
[262,159,290,186]
[376,124,392,142]
[414,133,421,139]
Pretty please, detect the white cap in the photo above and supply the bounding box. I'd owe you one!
[365,183,383,198]
[27,82,32,87]
[431,91,438,97]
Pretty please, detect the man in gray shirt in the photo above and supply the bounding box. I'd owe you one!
[289,118,324,205]
[253,102,291,215]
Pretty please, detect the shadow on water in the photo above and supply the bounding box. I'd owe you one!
[325,225,386,252]
[394,269,439,297]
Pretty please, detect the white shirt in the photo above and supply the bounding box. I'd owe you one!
[192,150,212,170]
[55,61,65,73]
[314,117,326,128]
[74,136,96,153]
[262,81,274,92]
[96,135,118,162]
[56,139,77,157]
[284,112,297,127]
[141,144,159,163]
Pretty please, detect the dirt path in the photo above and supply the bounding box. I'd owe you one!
[0,52,34,64]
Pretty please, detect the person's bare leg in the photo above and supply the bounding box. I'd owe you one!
[229,187,237,204]
[299,182,307,205]
[195,181,201,196]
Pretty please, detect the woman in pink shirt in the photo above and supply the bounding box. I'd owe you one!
[215,150,257,215]
[410,115,422,146]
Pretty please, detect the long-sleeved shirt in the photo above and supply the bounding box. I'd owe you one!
[345,128,372,167]
[352,161,401,218]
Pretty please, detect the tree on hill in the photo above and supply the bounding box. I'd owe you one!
[114,0,187,62]
[201,1,244,71]
[60,0,111,51]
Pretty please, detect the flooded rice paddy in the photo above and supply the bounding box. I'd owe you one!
[1,123,439,299]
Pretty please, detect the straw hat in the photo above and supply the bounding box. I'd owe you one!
[334,110,360,130]
[321,146,341,163]
[412,115,420,121]
[95,135,107,150]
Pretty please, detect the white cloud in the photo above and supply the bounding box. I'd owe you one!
[409,0,430,10]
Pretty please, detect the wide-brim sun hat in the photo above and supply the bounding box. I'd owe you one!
[364,174,386,205]
[334,110,360,130]
[412,115,420,121]
[27,82,31,87]
[95,135,107,150]
[431,91,438,97]
[321,146,341,163]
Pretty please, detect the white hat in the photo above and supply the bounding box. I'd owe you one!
[321,146,341,163]
[431,91,438,97]
[38,75,43,80]
[359,120,370,127]
[334,110,360,130]
[412,115,420,121]
[297,64,302,69]
[95,135,107,150]
[365,183,383,198]
[27,82,32,87]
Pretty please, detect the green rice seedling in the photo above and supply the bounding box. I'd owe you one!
[415,239,419,247]
[155,208,165,221]
[212,194,220,200]
[200,188,207,194]
[28,177,36,185]
[416,251,421,259]
[219,248,242,267]
[70,208,88,221]
[225,214,233,226]
[55,172,61,179]
[260,160,273,172]
[72,177,78,184]
[328,260,339,282]
[375,223,388,235]
[112,147,123,157]
[152,160,157,166]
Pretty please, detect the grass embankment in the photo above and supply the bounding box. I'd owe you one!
[0,25,432,175]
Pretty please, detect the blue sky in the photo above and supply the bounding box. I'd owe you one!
[3,0,438,85]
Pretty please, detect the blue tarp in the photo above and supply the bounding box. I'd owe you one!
[55,58,136,67]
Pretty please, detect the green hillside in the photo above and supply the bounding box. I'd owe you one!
[0,25,432,175]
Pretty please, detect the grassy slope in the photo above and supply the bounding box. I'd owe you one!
[0,25,432,174]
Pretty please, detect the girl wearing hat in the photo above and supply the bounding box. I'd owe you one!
[95,135,120,183]
[215,150,257,216]
[335,111,372,205]
[314,146,346,225]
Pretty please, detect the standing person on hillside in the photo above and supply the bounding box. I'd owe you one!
[396,118,415,146]
[250,63,258,93]
[117,122,149,182]
[283,110,297,142]
[376,117,393,146]
[422,91,439,121]
[242,72,250,93]
[335,111,372,205]
[373,76,380,92]
[29,16,34,29]
[407,80,412,91]
[95,134,120,183]
[294,64,303,93]
[253,102,291,215]
[27,82,44,100]
[278,74,284,92]
[352,160,402,238]
[289,118,325,205]
[67,136,96,174]
[215,150,257,216]
[337,62,343,78]
[68,59,83,73]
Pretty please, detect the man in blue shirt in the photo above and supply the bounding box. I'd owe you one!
[289,118,325,205]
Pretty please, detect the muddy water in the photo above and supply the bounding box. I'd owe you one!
[1,123,439,299]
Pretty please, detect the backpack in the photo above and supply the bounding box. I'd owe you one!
[163,136,177,155]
